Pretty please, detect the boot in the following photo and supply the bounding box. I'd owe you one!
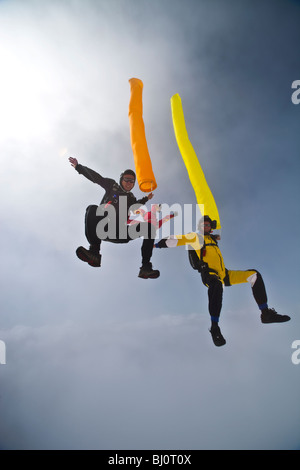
[76,246,101,267]
[138,262,160,279]
[261,308,290,324]
[210,324,226,347]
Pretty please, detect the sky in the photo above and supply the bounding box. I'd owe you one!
[0,0,299,450]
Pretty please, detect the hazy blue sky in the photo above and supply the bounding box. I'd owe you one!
[0,0,299,450]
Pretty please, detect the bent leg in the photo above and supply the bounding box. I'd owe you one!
[85,205,102,253]
[140,221,155,263]
[201,271,226,346]
[201,268,226,346]
[227,269,267,306]
[201,271,223,322]
[227,269,290,323]
[76,205,102,267]
[137,222,160,279]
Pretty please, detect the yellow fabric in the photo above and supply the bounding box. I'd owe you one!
[128,78,157,193]
[170,93,221,229]
[227,270,257,285]
[201,235,226,280]
[175,232,202,256]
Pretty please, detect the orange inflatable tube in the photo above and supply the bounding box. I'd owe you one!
[128,78,157,193]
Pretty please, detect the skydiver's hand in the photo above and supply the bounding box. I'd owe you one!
[69,157,78,168]
[147,192,154,200]
[154,238,168,248]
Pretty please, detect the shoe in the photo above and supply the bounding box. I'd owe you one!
[138,263,160,279]
[261,308,290,324]
[76,246,101,267]
[210,325,226,347]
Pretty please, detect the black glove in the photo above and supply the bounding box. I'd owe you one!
[154,238,168,248]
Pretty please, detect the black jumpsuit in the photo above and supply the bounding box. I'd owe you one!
[75,164,156,266]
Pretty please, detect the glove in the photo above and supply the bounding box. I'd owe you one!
[154,238,168,248]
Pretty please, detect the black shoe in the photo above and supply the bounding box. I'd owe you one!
[210,325,226,347]
[261,308,290,324]
[138,263,160,279]
[76,246,101,267]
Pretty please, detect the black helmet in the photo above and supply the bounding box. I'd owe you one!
[198,215,217,231]
[119,169,136,185]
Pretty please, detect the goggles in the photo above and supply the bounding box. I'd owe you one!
[122,177,135,183]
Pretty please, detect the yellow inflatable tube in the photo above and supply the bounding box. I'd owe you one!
[128,78,157,193]
[170,93,221,229]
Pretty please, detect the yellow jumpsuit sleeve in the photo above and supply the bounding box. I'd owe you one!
[174,233,203,258]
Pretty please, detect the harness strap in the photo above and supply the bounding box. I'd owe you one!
[200,238,218,261]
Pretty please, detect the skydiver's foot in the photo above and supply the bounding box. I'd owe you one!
[261,308,290,324]
[210,325,226,347]
[138,263,160,279]
[76,246,101,267]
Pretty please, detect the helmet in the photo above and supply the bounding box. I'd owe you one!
[119,169,136,185]
[198,215,217,231]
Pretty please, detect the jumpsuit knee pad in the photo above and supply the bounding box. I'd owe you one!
[247,269,265,288]
[85,204,98,218]
[252,270,262,282]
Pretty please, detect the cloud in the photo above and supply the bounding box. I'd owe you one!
[1,310,298,450]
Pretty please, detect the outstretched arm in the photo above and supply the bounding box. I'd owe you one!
[154,237,178,248]
[155,232,203,254]
[68,157,112,188]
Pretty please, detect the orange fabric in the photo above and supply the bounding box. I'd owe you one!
[128,78,157,192]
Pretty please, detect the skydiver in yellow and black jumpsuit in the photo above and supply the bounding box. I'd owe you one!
[155,215,290,347]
